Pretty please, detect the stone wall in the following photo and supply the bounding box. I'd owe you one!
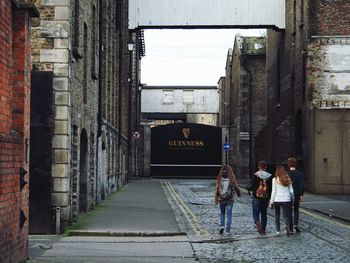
[30,0,130,232]
[229,35,267,178]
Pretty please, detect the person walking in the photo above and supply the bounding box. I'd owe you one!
[246,160,273,235]
[269,165,294,236]
[215,164,241,234]
[287,158,304,233]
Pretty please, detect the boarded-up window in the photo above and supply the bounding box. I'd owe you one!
[183,90,194,104]
[162,90,174,104]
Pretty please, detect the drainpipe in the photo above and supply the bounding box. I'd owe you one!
[95,0,104,202]
[127,31,134,179]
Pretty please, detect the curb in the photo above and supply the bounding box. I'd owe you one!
[67,230,187,237]
[300,205,350,224]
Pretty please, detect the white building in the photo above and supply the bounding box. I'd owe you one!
[141,86,219,126]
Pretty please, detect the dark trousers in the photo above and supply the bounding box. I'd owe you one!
[252,198,269,231]
[289,198,301,230]
[274,201,292,232]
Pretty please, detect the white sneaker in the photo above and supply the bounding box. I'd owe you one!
[276,231,280,236]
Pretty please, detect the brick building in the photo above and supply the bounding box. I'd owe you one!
[221,35,267,178]
[0,1,39,262]
[29,0,130,234]
[262,0,350,193]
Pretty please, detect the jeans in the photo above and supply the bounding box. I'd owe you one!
[252,198,269,231]
[220,200,233,232]
[274,201,292,232]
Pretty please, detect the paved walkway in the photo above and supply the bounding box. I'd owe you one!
[70,179,183,236]
[301,192,350,223]
[28,178,350,262]
[28,179,197,263]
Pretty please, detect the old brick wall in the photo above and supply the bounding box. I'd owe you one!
[265,0,350,193]
[264,0,310,168]
[0,1,36,262]
[70,0,99,217]
[309,0,350,35]
[96,0,129,203]
[228,36,267,178]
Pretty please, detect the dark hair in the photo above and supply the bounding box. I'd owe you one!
[217,164,234,180]
[258,160,267,170]
[288,158,297,168]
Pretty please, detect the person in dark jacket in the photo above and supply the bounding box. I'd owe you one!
[246,160,273,235]
[287,158,304,233]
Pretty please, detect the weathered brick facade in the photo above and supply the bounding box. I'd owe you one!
[264,0,350,193]
[0,1,38,262]
[227,35,267,178]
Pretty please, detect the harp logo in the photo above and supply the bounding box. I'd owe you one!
[182,128,190,139]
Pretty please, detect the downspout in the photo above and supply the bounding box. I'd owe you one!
[128,31,133,179]
[96,0,104,202]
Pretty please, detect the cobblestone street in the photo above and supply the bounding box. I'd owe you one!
[163,180,350,263]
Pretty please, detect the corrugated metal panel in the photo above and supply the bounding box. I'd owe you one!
[129,0,285,29]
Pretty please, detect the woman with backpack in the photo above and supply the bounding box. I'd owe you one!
[215,164,241,235]
[246,160,273,235]
[269,165,294,236]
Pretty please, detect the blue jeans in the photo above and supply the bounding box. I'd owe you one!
[252,198,269,231]
[220,200,233,232]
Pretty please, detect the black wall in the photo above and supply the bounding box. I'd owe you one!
[29,71,53,234]
[151,123,222,178]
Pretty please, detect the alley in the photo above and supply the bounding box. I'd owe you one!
[28,179,350,263]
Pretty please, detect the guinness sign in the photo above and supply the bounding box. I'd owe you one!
[151,123,222,178]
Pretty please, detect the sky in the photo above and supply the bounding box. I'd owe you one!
[141,29,266,86]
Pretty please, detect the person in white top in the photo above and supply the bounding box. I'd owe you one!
[269,165,294,236]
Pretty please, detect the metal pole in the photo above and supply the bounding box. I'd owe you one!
[56,207,61,234]
[225,135,228,164]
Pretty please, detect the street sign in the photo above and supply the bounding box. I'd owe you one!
[223,143,230,151]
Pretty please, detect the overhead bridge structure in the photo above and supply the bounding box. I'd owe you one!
[129,0,285,29]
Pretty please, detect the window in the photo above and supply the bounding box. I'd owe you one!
[162,90,174,104]
[73,0,82,58]
[83,23,88,104]
[183,90,194,104]
[91,4,97,79]
[74,0,80,48]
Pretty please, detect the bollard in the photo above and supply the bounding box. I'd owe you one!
[56,207,60,234]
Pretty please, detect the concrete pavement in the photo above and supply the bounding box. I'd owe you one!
[301,192,350,223]
[28,179,197,262]
[69,179,183,236]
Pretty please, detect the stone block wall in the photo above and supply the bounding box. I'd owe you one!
[31,0,73,231]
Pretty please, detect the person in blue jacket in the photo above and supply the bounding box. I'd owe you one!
[287,157,304,233]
